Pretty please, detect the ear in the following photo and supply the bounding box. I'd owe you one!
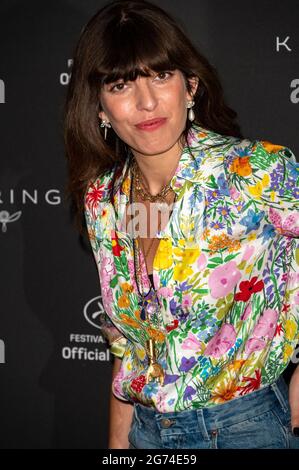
[98,110,109,122]
[186,76,199,101]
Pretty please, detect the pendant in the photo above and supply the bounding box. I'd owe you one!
[144,338,165,386]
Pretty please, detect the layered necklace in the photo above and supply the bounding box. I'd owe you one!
[129,155,177,386]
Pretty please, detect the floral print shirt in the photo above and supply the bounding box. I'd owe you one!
[84,122,299,412]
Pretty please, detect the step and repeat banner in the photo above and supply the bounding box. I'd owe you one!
[0,0,298,449]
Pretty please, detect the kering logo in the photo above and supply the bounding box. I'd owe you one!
[0,189,61,232]
[0,339,5,364]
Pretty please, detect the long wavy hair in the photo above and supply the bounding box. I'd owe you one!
[63,0,244,237]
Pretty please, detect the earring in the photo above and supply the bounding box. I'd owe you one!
[100,119,111,140]
[186,100,195,122]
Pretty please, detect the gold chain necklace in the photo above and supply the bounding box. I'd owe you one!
[130,156,179,386]
[131,156,176,272]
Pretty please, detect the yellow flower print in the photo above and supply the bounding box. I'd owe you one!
[247,232,257,242]
[173,263,193,282]
[229,156,252,177]
[247,172,270,201]
[210,380,239,404]
[285,319,297,341]
[153,238,173,270]
[283,343,294,363]
[245,264,254,275]
[227,359,247,372]
[270,190,276,202]
[181,247,200,265]
[121,176,131,196]
[135,346,146,361]
[260,141,284,154]
[247,181,263,200]
[117,294,130,308]
[261,173,270,187]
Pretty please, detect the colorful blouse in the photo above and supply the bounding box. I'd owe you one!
[84,122,299,412]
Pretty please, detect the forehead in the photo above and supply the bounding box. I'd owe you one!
[101,61,177,86]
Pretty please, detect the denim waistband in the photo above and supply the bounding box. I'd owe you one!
[133,374,290,433]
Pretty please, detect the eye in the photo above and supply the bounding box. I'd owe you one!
[109,81,127,93]
[155,71,174,81]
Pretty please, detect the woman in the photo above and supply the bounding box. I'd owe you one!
[64,0,299,449]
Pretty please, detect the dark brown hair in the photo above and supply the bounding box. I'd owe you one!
[63,0,243,236]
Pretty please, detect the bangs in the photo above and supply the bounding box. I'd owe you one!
[92,16,179,86]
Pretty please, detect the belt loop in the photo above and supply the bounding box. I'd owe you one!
[133,403,142,428]
[270,376,289,413]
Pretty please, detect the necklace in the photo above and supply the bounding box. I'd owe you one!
[131,157,174,203]
[130,157,177,386]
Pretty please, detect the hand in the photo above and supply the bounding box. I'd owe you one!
[289,364,299,436]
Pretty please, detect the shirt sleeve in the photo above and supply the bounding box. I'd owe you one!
[239,140,299,238]
[84,179,128,359]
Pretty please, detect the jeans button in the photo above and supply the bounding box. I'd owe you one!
[161,418,175,428]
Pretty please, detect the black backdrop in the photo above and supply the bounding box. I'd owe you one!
[0,0,298,449]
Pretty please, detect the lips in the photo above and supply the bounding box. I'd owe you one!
[135,117,167,130]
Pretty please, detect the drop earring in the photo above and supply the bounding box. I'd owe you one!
[100,119,111,140]
[186,100,195,122]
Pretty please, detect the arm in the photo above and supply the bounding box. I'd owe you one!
[108,357,134,449]
[289,364,299,435]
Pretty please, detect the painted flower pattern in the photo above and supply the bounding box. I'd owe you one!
[85,122,299,411]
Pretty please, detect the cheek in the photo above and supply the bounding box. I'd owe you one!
[162,84,187,113]
[108,98,133,122]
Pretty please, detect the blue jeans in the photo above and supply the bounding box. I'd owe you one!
[128,375,299,449]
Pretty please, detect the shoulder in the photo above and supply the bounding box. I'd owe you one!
[225,137,297,174]
[223,137,298,189]
[84,166,116,220]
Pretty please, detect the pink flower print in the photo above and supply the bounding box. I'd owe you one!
[100,256,115,289]
[245,338,266,355]
[158,286,173,297]
[197,252,207,271]
[182,332,203,351]
[252,309,279,340]
[288,272,299,289]
[112,364,126,399]
[101,287,114,316]
[242,245,255,262]
[128,259,138,291]
[204,324,236,358]
[294,291,299,305]
[229,186,241,200]
[155,390,169,413]
[241,302,252,321]
[268,206,299,237]
[182,294,192,309]
[209,261,241,299]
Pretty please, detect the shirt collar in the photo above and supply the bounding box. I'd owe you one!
[106,122,233,207]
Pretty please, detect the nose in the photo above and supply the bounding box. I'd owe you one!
[135,78,158,111]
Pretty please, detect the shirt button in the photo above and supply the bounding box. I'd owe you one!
[161,418,175,428]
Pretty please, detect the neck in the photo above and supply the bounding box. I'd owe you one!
[130,139,184,196]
